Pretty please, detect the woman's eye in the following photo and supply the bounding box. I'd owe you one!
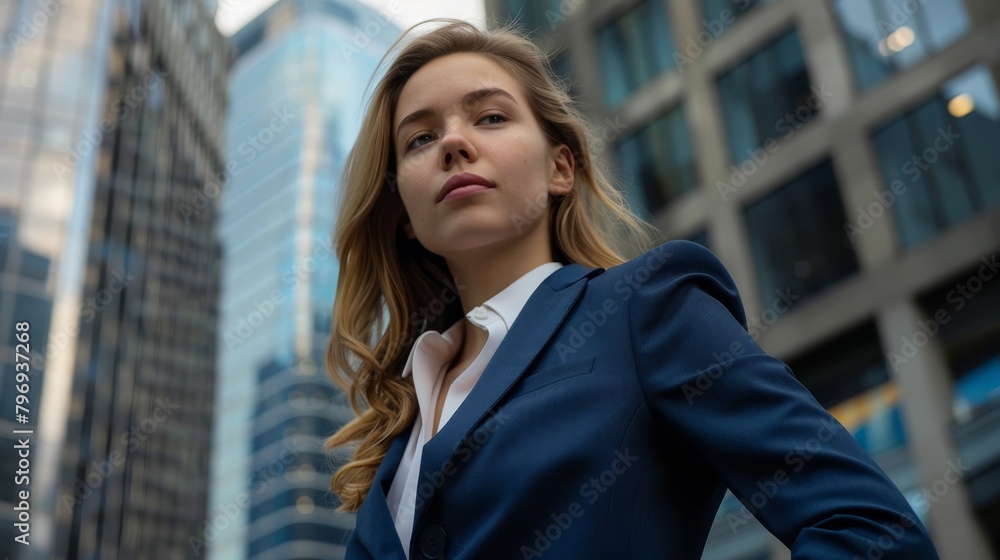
[480,113,507,125]
[406,133,435,151]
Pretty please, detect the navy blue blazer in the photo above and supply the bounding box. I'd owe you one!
[346,240,939,559]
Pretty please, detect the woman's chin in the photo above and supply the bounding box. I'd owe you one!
[425,231,533,258]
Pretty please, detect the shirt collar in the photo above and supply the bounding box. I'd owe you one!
[400,261,564,378]
[479,261,564,331]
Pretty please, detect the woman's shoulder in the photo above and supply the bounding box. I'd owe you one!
[592,239,746,326]
[605,239,737,289]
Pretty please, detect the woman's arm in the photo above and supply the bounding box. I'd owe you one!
[629,240,940,559]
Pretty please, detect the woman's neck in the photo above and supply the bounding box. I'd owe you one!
[443,229,556,316]
[435,214,558,366]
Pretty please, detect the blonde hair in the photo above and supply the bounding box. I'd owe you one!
[324,19,654,511]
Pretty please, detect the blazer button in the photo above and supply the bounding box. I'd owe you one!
[419,524,447,558]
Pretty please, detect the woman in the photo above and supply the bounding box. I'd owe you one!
[324,19,939,560]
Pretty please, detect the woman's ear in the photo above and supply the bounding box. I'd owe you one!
[549,144,575,197]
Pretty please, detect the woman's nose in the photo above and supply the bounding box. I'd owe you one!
[439,127,477,168]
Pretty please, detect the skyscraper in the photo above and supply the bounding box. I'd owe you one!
[205,1,399,559]
[0,0,231,558]
[487,1,1000,559]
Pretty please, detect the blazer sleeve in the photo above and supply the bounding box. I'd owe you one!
[629,240,940,559]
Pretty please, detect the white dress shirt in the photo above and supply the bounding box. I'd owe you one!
[385,261,564,557]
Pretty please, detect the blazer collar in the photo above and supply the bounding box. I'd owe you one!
[358,262,603,556]
[409,262,602,534]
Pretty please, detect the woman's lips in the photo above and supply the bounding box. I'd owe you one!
[440,184,492,202]
[438,172,496,202]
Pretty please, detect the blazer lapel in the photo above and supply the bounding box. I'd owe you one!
[410,263,603,532]
[353,428,410,559]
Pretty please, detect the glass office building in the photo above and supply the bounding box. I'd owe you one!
[490,0,1000,558]
[0,0,230,558]
[206,1,399,559]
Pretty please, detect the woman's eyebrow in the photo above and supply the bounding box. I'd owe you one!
[461,87,517,108]
[395,88,518,141]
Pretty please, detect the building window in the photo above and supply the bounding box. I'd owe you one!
[919,262,1000,549]
[916,265,1000,421]
[744,160,859,307]
[832,0,970,92]
[614,104,698,217]
[788,321,908,457]
[871,65,1000,249]
[717,29,818,166]
[698,0,763,33]
[597,0,677,107]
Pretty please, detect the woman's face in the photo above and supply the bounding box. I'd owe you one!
[392,52,573,258]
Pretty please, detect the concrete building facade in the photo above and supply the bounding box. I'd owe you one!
[487,1,1000,558]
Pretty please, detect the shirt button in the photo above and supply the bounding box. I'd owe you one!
[473,306,489,321]
[419,524,447,558]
